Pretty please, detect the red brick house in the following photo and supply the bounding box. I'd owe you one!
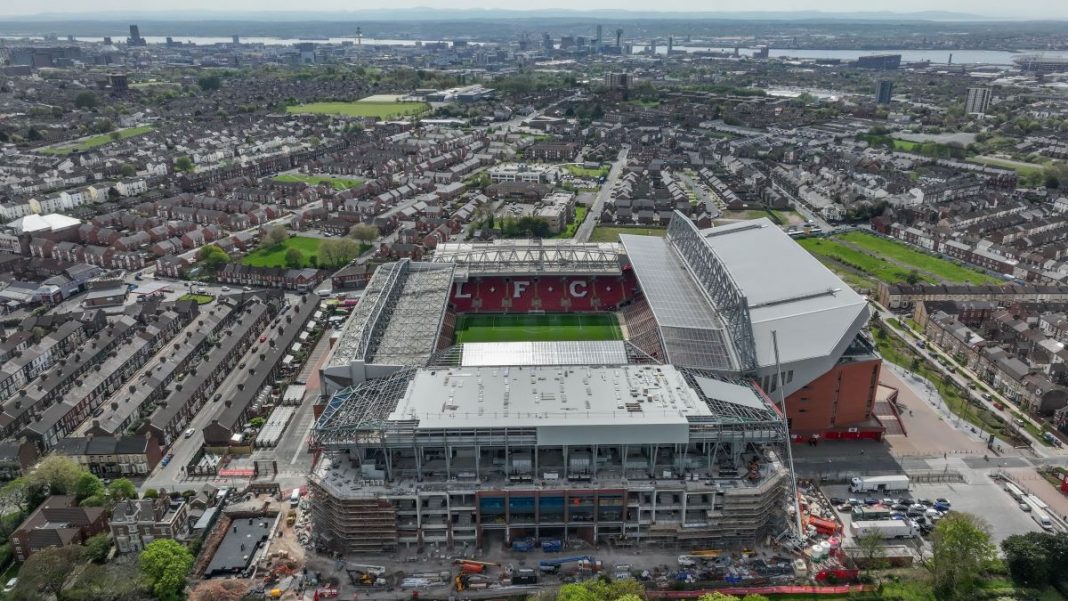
[11,495,108,561]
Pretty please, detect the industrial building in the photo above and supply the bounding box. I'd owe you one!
[310,212,881,554]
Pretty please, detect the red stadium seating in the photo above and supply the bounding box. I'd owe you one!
[449,275,635,314]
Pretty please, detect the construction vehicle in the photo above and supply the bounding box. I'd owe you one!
[286,510,297,527]
[538,556,601,574]
[347,564,387,587]
[454,574,492,592]
[453,560,496,574]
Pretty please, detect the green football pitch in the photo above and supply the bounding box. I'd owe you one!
[454,313,622,344]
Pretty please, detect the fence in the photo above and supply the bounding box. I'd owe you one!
[649,584,874,598]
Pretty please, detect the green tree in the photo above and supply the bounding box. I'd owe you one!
[174,156,194,172]
[1002,532,1051,587]
[197,75,222,92]
[904,269,922,285]
[74,472,105,502]
[92,118,115,134]
[197,244,230,270]
[26,127,42,141]
[120,163,136,177]
[930,512,995,600]
[319,238,360,267]
[249,416,266,428]
[143,488,159,499]
[697,593,742,601]
[348,223,380,244]
[109,130,121,141]
[84,532,113,563]
[11,545,84,600]
[74,91,99,109]
[263,224,288,247]
[557,583,602,601]
[140,539,194,601]
[108,478,137,501]
[30,455,84,495]
[1,476,43,514]
[285,248,304,268]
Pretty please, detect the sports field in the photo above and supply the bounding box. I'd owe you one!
[454,313,622,344]
[40,125,155,155]
[285,101,429,119]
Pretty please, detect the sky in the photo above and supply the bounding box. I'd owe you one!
[0,0,1065,19]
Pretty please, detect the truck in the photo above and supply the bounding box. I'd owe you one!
[850,519,917,539]
[849,475,910,494]
[511,537,535,552]
[541,539,563,552]
[511,568,538,585]
[538,556,600,574]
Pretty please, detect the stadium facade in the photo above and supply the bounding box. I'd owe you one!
[310,213,881,554]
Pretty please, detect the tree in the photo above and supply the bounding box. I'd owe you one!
[557,584,602,601]
[92,118,115,134]
[11,545,84,600]
[74,472,105,502]
[85,532,112,563]
[930,512,995,600]
[697,594,742,601]
[120,163,136,177]
[1002,532,1051,587]
[143,488,159,499]
[285,248,304,268]
[29,454,84,496]
[174,156,194,172]
[140,539,194,601]
[249,416,266,428]
[348,223,379,244]
[197,75,222,92]
[108,478,137,501]
[855,529,889,572]
[109,130,121,141]
[263,224,288,247]
[64,558,145,601]
[319,238,360,267]
[74,91,99,109]
[197,244,230,270]
[2,477,44,514]
[904,269,922,285]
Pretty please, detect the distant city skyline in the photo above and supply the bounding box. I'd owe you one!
[1,1,1067,20]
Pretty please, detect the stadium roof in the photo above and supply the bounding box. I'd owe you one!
[328,259,454,369]
[432,239,624,276]
[698,219,869,367]
[314,363,783,448]
[457,341,629,367]
[622,213,868,373]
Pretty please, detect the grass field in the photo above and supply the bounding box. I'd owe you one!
[273,173,364,190]
[177,294,215,304]
[589,226,667,243]
[40,125,154,155]
[286,101,429,119]
[242,237,323,268]
[565,164,610,179]
[799,237,935,284]
[454,313,622,344]
[968,155,1048,176]
[837,232,1002,285]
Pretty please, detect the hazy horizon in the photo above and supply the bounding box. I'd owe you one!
[1,1,1067,20]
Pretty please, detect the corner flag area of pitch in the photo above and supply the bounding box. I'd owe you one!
[454,313,622,344]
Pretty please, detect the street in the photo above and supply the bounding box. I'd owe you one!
[575,145,629,242]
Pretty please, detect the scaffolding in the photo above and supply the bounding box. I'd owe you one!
[432,239,624,276]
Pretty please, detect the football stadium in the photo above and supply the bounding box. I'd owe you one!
[311,212,882,554]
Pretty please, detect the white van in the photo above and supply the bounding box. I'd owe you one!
[289,488,301,507]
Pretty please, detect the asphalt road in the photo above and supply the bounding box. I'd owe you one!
[575,145,629,242]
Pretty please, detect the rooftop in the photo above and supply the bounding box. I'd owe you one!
[432,239,623,276]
